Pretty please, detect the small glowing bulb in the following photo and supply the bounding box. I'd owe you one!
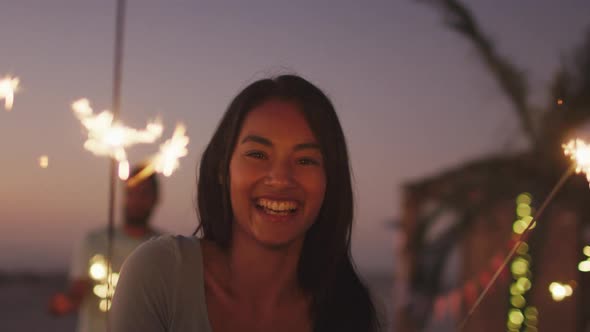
[510,283,524,295]
[549,282,573,301]
[579,260,590,272]
[511,258,529,276]
[516,242,529,254]
[99,299,111,312]
[93,284,108,299]
[516,203,532,218]
[508,309,525,325]
[510,295,526,308]
[89,263,107,281]
[110,272,120,287]
[524,306,538,319]
[516,193,532,205]
[39,155,49,168]
[516,277,532,292]
[88,255,108,281]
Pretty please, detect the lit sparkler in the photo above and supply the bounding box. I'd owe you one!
[0,75,19,111]
[72,98,163,175]
[127,124,189,187]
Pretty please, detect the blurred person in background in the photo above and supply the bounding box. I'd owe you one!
[49,164,162,332]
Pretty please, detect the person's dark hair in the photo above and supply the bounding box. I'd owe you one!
[194,74,380,331]
[127,164,159,196]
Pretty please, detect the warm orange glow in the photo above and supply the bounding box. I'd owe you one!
[126,163,155,187]
[0,75,19,111]
[557,98,564,105]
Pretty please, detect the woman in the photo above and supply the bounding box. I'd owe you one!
[111,74,380,331]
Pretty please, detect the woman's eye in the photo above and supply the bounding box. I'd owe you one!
[298,158,320,166]
[245,151,266,159]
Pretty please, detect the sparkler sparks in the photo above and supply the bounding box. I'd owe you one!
[71,98,163,172]
[0,75,19,111]
[563,139,590,183]
[153,124,189,177]
[126,124,189,187]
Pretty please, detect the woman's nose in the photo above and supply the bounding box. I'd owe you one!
[264,160,295,187]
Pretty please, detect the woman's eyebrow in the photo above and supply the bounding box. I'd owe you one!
[240,135,272,146]
[293,142,321,151]
[241,134,321,151]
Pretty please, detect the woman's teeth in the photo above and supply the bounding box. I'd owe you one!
[257,198,298,215]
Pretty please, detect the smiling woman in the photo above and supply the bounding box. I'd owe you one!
[111,74,380,332]
[229,99,327,249]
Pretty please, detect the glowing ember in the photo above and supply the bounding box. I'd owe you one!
[0,75,19,111]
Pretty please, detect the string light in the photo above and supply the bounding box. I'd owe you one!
[87,254,120,312]
[507,193,537,331]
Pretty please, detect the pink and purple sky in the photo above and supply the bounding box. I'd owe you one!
[1,0,589,273]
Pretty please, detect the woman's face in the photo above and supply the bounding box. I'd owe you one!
[229,99,326,249]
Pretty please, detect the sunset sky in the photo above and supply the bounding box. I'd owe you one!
[1,0,589,273]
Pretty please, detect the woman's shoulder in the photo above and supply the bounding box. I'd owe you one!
[141,234,201,250]
[123,235,203,273]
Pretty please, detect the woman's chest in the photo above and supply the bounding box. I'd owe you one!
[206,298,312,332]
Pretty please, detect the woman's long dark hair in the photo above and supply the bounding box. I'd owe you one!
[194,74,380,331]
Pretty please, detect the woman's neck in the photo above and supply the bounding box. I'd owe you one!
[207,232,306,309]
